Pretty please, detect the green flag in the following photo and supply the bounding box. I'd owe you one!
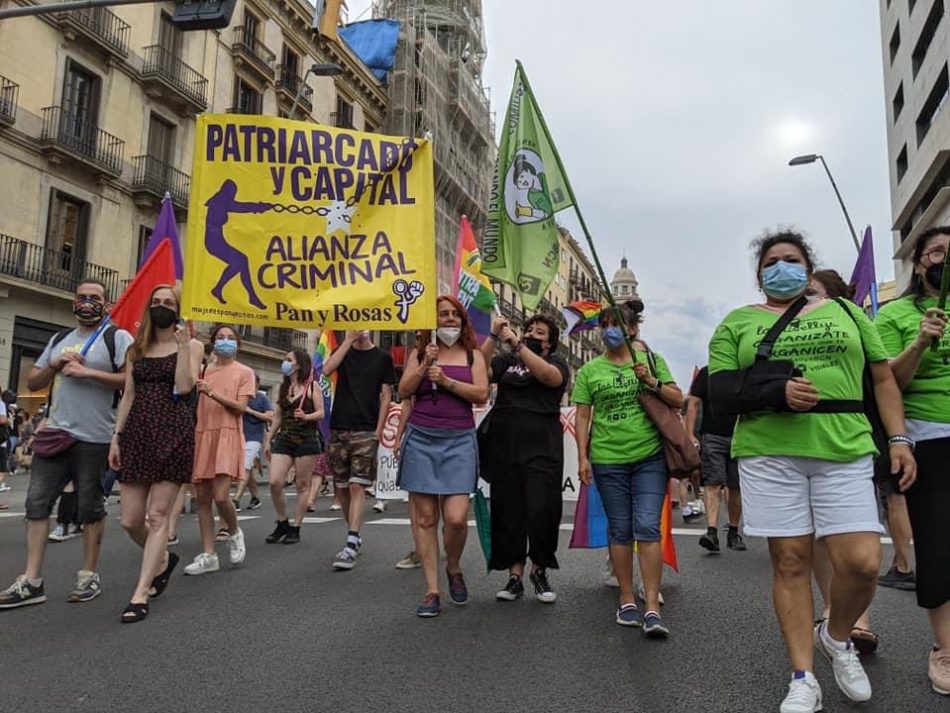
[482,61,574,310]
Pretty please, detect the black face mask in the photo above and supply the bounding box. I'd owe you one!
[523,337,545,356]
[149,305,178,329]
[925,263,945,291]
[73,298,105,326]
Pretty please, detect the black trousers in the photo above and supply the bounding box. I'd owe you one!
[487,412,563,571]
[904,437,950,609]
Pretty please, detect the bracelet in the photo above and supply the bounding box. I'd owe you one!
[887,434,915,450]
[490,333,500,342]
[515,342,525,353]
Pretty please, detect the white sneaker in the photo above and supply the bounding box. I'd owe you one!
[228,528,246,565]
[0,483,10,492]
[815,622,871,702]
[780,671,822,713]
[184,552,220,576]
[373,500,386,513]
[636,582,665,606]
[329,503,342,512]
[48,525,68,542]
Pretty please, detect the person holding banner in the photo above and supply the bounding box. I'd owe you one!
[183,325,255,575]
[480,314,569,603]
[572,300,680,637]
[707,231,916,712]
[109,286,203,622]
[397,295,489,617]
[874,227,950,697]
[263,349,323,545]
[0,279,132,610]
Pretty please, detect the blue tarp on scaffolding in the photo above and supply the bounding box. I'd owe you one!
[339,19,400,84]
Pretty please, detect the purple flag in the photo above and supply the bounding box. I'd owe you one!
[849,226,877,311]
[140,193,184,278]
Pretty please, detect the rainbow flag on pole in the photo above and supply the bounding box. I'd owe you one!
[313,329,338,443]
[562,300,602,336]
[454,215,496,341]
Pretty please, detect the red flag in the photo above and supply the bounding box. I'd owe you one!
[110,239,176,333]
[660,492,679,572]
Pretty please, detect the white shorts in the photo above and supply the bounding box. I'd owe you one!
[244,441,263,471]
[737,455,884,539]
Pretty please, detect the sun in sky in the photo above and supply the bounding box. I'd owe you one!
[776,118,815,149]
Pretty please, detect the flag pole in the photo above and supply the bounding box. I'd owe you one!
[514,60,634,355]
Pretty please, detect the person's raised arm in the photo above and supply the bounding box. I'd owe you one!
[517,344,564,387]
[399,347,433,399]
[322,331,356,377]
[427,351,489,405]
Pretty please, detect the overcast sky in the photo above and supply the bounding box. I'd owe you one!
[345,1,893,386]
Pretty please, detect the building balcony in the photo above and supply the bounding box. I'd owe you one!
[141,45,208,115]
[231,27,275,83]
[238,327,307,352]
[39,106,124,178]
[55,5,130,58]
[0,233,119,298]
[131,154,190,209]
[276,65,311,113]
[0,74,18,127]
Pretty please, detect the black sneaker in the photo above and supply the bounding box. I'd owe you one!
[699,529,720,552]
[0,577,46,609]
[727,530,747,551]
[265,519,291,544]
[529,569,556,604]
[282,525,301,545]
[878,565,915,591]
[248,497,262,510]
[496,575,524,601]
[232,499,242,513]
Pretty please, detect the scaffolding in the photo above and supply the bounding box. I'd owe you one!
[373,0,495,292]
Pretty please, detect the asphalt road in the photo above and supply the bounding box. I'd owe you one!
[0,472,943,713]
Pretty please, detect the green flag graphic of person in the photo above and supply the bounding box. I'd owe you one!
[482,61,574,311]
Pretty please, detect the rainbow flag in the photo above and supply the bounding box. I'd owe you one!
[313,329,338,443]
[569,482,679,572]
[562,301,602,336]
[454,215,496,342]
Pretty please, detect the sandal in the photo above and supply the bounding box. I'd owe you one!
[214,527,230,542]
[120,601,149,623]
[850,627,879,656]
[148,552,180,599]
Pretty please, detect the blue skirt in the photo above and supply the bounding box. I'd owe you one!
[397,423,478,495]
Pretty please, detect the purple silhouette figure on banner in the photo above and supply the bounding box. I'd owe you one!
[205,179,273,310]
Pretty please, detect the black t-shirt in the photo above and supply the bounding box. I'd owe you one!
[330,346,396,431]
[689,366,736,438]
[490,351,570,417]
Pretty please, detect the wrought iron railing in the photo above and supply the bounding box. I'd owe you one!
[142,45,208,108]
[0,74,18,125]
[0,233,119,297]
[131,155,190,205]
[260,327,308,352]
[232,26,275,73]
[58,5,130,56]
[40,106,124,176]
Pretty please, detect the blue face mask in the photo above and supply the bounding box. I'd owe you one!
[601,325,626,350]
[280,360,295,377]
[761,260,809,299]
[214,338,238,358]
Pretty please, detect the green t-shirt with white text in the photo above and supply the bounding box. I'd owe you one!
[874,296,950,423]
[571,351,674,465]
[708,299,887,462]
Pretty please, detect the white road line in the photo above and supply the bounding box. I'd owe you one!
[301,517,340,524]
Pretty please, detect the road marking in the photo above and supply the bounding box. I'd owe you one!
[366,518,411,526]
[301,517,339,524]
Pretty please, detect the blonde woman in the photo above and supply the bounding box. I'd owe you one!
[110,286,203,623]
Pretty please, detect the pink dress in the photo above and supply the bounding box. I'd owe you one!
[193,361,256,482]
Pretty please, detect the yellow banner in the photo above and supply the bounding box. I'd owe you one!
[182,114,436,329]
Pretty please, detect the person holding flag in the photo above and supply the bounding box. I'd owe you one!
[321,330,395,571]
[571,299,681,637]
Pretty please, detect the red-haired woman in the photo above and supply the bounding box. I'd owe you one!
[397,295,489,617]
[110,285,203,622]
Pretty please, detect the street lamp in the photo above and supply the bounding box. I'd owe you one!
[788,153,861,252]
[289,62,344,119]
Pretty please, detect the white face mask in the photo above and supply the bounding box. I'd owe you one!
[436,327,461,347]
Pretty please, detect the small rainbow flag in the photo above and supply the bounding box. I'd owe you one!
[562,300,602,336]
[454,215,496,342]
[569,482,679,572]
[313,329,338,443]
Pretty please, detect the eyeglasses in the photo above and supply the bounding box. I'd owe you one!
[923,247,948,264]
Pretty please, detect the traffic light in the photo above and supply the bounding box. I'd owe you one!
[171,0,237,30]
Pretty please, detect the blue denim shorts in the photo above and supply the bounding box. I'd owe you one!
[592,453,668,544]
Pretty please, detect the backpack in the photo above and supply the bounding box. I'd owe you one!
[49,325,123,409]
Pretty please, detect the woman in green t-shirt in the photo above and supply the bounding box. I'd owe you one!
[874,226,950,697]
[571,300,683,637]
[708,230,916,713]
